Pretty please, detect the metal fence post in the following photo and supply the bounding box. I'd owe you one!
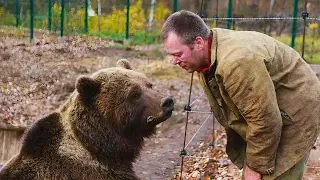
[48,0,52,31]
[61,0,65,37]
[15,0,19,27]
[291,0,299,48]
[125,0,130,40]
[173,0,178,12]
[227,0,232,29]
[85,0,88,33]
[30,0,34,41]
[301,0,308,59]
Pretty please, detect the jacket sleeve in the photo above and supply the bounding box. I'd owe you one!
[221,57,282,175]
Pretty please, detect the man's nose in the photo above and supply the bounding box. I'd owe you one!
[172,57,180,65]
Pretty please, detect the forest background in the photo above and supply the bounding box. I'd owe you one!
[0,0,319,63]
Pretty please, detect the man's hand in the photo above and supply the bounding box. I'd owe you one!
[244,165,261,180]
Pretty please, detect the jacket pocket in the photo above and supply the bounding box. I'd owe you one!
[280,109,293,126]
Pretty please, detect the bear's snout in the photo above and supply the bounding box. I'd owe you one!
[147,97,174,126]
[161,97,174,113]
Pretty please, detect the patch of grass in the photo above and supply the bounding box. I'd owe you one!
[89,30,160,46]
[79,58,101,66]
[138,58,190,81]
[0,27,29,38]
[129,30,161,45]
[274,34,320,64]
[107,44,132,50]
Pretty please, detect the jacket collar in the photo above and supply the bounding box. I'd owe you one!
[200,30,214,73]
[209,29,218,75]
[201,29,218,78]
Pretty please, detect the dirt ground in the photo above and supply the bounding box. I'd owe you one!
[1,28,320,179]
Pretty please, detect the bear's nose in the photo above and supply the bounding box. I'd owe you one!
[161,97,174,112]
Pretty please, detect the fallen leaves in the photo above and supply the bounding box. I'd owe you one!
[171,130,242,180]
[0,31,120,128]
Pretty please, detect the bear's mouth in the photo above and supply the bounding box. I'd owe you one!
[147,97,174,126]
[147,108,173,126]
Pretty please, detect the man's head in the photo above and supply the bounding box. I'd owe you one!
[162,10,211,73]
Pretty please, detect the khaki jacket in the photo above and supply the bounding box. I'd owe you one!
[199,28,320,178]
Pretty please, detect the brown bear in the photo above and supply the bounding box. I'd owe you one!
[0,59,174,180]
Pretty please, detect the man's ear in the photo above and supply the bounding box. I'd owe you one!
[194,36,205,50]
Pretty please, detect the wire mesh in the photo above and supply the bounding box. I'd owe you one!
[0,0,319,61]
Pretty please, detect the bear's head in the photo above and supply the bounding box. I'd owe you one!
[69,59,174,163]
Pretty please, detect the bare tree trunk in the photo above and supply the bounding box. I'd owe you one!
[97,0,101,38]
[268,0,275,15]
[149,0,156,31]
[268,0,275,35]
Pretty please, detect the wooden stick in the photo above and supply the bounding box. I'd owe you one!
[0,123,27,132]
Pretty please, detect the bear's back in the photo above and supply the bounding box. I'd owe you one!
[0,112,138,180]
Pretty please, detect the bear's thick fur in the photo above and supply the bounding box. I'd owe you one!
[0,59,174,180]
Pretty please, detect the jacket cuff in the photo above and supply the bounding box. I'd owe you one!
[246,163,275,176]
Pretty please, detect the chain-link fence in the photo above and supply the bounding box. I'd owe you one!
[0,0,319,62]
[202,16,320,63]
[0,0,171,44]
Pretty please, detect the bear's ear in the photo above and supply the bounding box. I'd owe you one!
[76,76,101,102]
[116,59,132,70]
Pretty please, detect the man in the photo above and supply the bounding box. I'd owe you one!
[162,10,320,180]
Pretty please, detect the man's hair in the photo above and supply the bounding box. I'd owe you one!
[161,10,210,45]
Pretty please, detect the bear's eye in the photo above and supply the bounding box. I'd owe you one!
[146,83,153,89]
[128,85,142,100]
[130,91,141,100]
[131,92,141,99]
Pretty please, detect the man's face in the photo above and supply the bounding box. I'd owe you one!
[164,32,202,73]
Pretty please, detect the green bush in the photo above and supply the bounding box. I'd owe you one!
[0,7,16,26]
[0,1,169,45]
[274,34,320,64]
